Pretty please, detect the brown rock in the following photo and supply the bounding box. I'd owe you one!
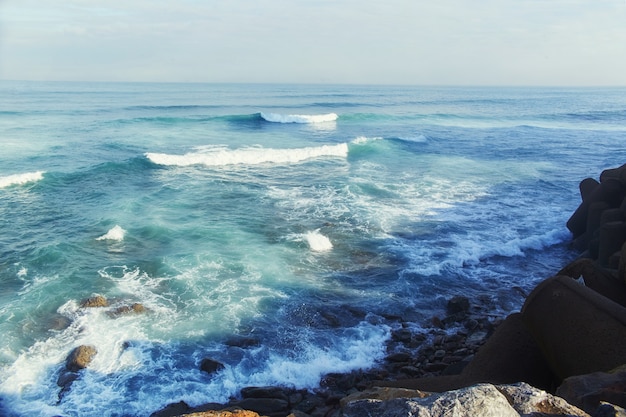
[65,345,97,372]
[80,295,108,308]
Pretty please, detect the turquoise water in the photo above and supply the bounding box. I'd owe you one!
[1,82,626,416]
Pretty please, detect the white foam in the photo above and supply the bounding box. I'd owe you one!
[351,136,383,144]
[146,144,348,167]
[96,225,126,241]
[304,230,333,252]
[260,112,338,124]
[0,171,44,188]
[400,227,572,277]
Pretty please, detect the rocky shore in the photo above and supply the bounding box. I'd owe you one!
[71,164,626,417]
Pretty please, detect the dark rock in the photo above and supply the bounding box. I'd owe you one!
[446,296,470,316]
[200,358,225,375]
[556,366,626,414]
[522,275,626,381]
[149,401,191,417]
[108,303,146,317]
[232,398,289,416]
[240,386,290,402]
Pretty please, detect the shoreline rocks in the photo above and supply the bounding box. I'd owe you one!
[141,164,626,416]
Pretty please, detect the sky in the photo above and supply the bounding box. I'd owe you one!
[0,0,625,86]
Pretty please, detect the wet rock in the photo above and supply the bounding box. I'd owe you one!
[65,345,97,372]
[200,358,225,375]
[108,303,146,317]
[446,296,470,317]
[80,295,108,308]
[240,386,290,402]
[231,398,289,417]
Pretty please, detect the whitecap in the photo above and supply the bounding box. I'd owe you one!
[145,143,348,167]
[0,171,44,189]
[96,225,126,241]
[304,230,333,252]
[260,112,338,124]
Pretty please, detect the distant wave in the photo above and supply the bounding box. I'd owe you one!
[0,171,44,189]
[260,112,338,124]
[146,143,349,167]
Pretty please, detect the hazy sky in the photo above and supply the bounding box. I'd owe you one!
[1,0,625,85]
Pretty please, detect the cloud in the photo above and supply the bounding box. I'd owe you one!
[1,0,625,85]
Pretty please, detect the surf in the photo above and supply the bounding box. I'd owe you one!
[0,171,44,189]
[260,112,338,124]
[145,144,349,167]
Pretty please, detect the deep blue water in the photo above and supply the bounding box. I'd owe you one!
[1,82,626,416]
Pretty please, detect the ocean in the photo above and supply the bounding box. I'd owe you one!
[1,81,625,416]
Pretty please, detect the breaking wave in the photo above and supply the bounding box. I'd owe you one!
[0,171,45,189]
[260,112,338,124]
[145,144,348,167]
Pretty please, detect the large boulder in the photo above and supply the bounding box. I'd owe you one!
[342,383,589,417]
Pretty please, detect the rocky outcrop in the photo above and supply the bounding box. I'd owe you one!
[57,345,98,401]
[343,383,589,417]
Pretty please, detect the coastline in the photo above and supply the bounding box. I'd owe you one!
[148,163,626,417]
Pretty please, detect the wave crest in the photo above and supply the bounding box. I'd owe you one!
[260,112,338,124]
[146,144,348,167]
[0,171,44,189]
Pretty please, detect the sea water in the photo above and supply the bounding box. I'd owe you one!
[1,82,626,416]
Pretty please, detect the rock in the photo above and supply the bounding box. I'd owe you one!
[521,275,626,381]
[108,303,146,317]
[594,402,626,417]
[160,410,262,417]
[556,366,626,414]
[65,345,97,372]
[80,295,108,308]
[557,259,626,307]
[230,398,289,417]
[446,296,470,317]
[342,383,589,417]
[240,386,290,402]
[200,358,225,375]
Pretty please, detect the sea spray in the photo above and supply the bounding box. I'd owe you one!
[96,225,126,241]
[304,230,333,252]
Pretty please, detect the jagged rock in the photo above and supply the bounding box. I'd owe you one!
[556,366,626,414]
[165,411,262,417]
[65,345,97,372]
[80,295,108,308]
[342,383,589,417]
